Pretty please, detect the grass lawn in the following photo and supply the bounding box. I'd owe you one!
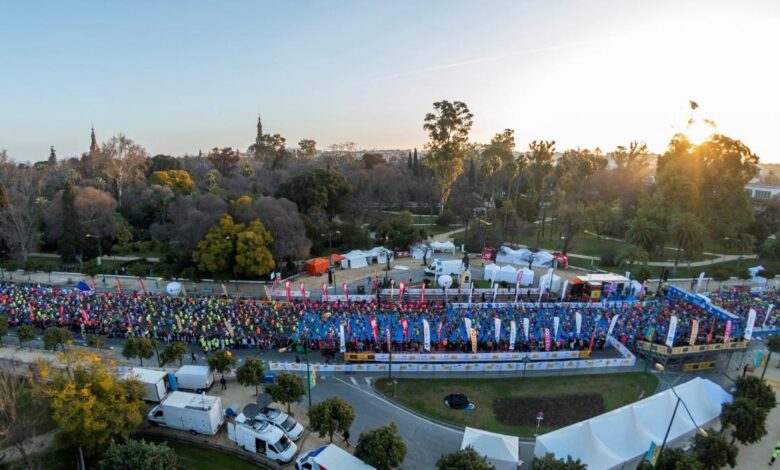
[376,372,658,436]
[164,441,260,470]
[423,224,458,236]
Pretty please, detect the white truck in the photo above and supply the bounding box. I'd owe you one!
[147,391,224,435]
[228,413,297,464]
[124,367,170,403]
[257,407,304,441]
[174,365,215,393]
[295,444,376,470]
[424,259,463,277]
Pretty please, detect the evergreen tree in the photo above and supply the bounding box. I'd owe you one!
[407,151,412,170]
[0,182,9,210]
[58,183,84,262]
[49,146,57,164]
[468,158,476,187]
[413,148,419,177]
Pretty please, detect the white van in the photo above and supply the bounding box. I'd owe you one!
[228,413,297,464]
[257,407,304,441]
[295,444,375,470]
[174,365,215,393]
[424,259,463,277]
[147,391,224,435]
[124,367,169,402]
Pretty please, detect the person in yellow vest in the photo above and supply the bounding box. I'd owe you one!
[770,442,780,466]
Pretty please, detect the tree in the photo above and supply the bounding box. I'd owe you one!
[374,212,427,251]
[298,139,317,159]
[207,349,236,375]
[732,375,777,412]
[527,140,556,215]
[193,214,239,278]
[532,453,588,470]
[0,366,49,470]
[159,342,189,367]
[276,168,352,216]
[618,244,650,267]
[0,317,7,346]
[235,219,275,277]
[98,438,180,470]
[767,335,780,374]
[652,447,703,470]
[691,429,738,469]
[43,327,72,352]
[308,396,355,443]
[720,397,768,445]
[35,350,146,456]
[267,373,305,412]
[207,147,240,177]
[626,218,663,256]
[436,446,495,470]
[354,422,407,470]
[57,182,84,263]
[100,134,148,206]
[711,267,729,290]
[147,154,182,174]
[0,166,42,262]
[233,196,311,263]
[423,100,474,212]
[87,334,107,350]
[149,170,195,194]
[122,337,156,366]
[670,212,705,269]
[16,325,35,350]
[236,358,266,396]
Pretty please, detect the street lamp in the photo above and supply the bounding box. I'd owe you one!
[654,363,708,460]
[86,234,102,267]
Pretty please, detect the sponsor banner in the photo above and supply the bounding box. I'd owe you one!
[370,351,582,362]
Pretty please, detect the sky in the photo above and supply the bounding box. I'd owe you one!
[1,0,779,162]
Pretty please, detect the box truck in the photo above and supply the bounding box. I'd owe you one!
[124,367,170,402]
[227,413,297,464]
[174,365,215,393]
[424,259,463,277]
[295,444,375,470]
[147,391,224,435]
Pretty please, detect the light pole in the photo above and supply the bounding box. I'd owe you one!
[654,363,707,460]
[86,234,102,266]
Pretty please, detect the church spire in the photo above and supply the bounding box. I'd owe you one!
[255,114,263,146]
[89,126,100,157]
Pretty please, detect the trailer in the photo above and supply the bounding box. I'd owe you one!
[227,413,297,464]
[124,367,170,403]
[174,365,215,393]
[147,391,224,436]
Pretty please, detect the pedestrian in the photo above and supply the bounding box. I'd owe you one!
[295,355,301,364]
[770,442,780,466]
[343,429,351,447]
[220,375,227,390]
[191,352,197,364]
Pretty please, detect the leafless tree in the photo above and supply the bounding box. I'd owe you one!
[0,365,45,470]
[0,164,43,262]
[100,134,148,206]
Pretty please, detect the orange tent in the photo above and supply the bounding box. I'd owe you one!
[305,257,330,276]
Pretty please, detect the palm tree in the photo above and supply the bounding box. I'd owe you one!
[670,212,704,270]
[618,244,650,267]
[626,217,662,254]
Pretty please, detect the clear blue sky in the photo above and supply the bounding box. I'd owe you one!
[1,0,778,162]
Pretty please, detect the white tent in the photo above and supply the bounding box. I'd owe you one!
[532,250,554,268]
[365,247,393,264]
[539,272,562,293]
[430,240,457,254]
[516,267,535,287]
[341,250,369,269]
[484,263,500,281]
[534,378,732,470]
[410,244,429,260]
[462,427,520,470]
[496,265,518,284]
[495,246,531,265]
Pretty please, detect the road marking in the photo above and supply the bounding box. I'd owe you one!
[364,377,372,386]
[332,377,461,434]
[350,377,358,386]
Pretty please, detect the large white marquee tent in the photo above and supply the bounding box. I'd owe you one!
[534,378,732,470]
[430,240,457,254]
[495,246,555,268]
[340,250,369,269]
[461,427,521,470]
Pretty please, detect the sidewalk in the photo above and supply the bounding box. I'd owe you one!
[733,353,780,468]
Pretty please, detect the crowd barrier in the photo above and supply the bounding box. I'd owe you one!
[344,350,587,363]
[635,339,748,356]
[268,357,635,374]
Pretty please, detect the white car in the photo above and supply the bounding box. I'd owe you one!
[258,407,304,441]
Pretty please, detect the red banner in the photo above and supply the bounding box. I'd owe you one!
[137,278,146,294]
[370,317,379,343]
[322,283,329,302]
[373,270,379,293]
[589,327,597,351]
[398,281,405,301]
[114,277,122,294]
[299,282,306,301]
[284,281,291,302]
[421,284,426,304]
[89,275,96,292]
[723,320,733,343]
[706,318,716,344]
[401,318,409,339]
[343,282,349,302]
[544,328,551,351]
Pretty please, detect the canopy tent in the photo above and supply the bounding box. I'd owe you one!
[305,257,330,276]
[75,281,92,292]
[516,267,535,287]
[484,263,500,281]
[495,246,555,268]
[534,378,732,470]
[410,244,430,260]
[340,250,369,269]
[538,272,562,293]
[430,240,457,254]
[461,427,521,470]
[496,265,519,284]
[329,253,345,263]
[364,247,394,264]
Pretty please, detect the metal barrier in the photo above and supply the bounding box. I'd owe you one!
[635,340,748,357]
[681,361,717,372]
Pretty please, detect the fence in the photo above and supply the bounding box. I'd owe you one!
[635,340,748,357]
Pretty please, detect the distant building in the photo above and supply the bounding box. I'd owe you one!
[745,182,780,201]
